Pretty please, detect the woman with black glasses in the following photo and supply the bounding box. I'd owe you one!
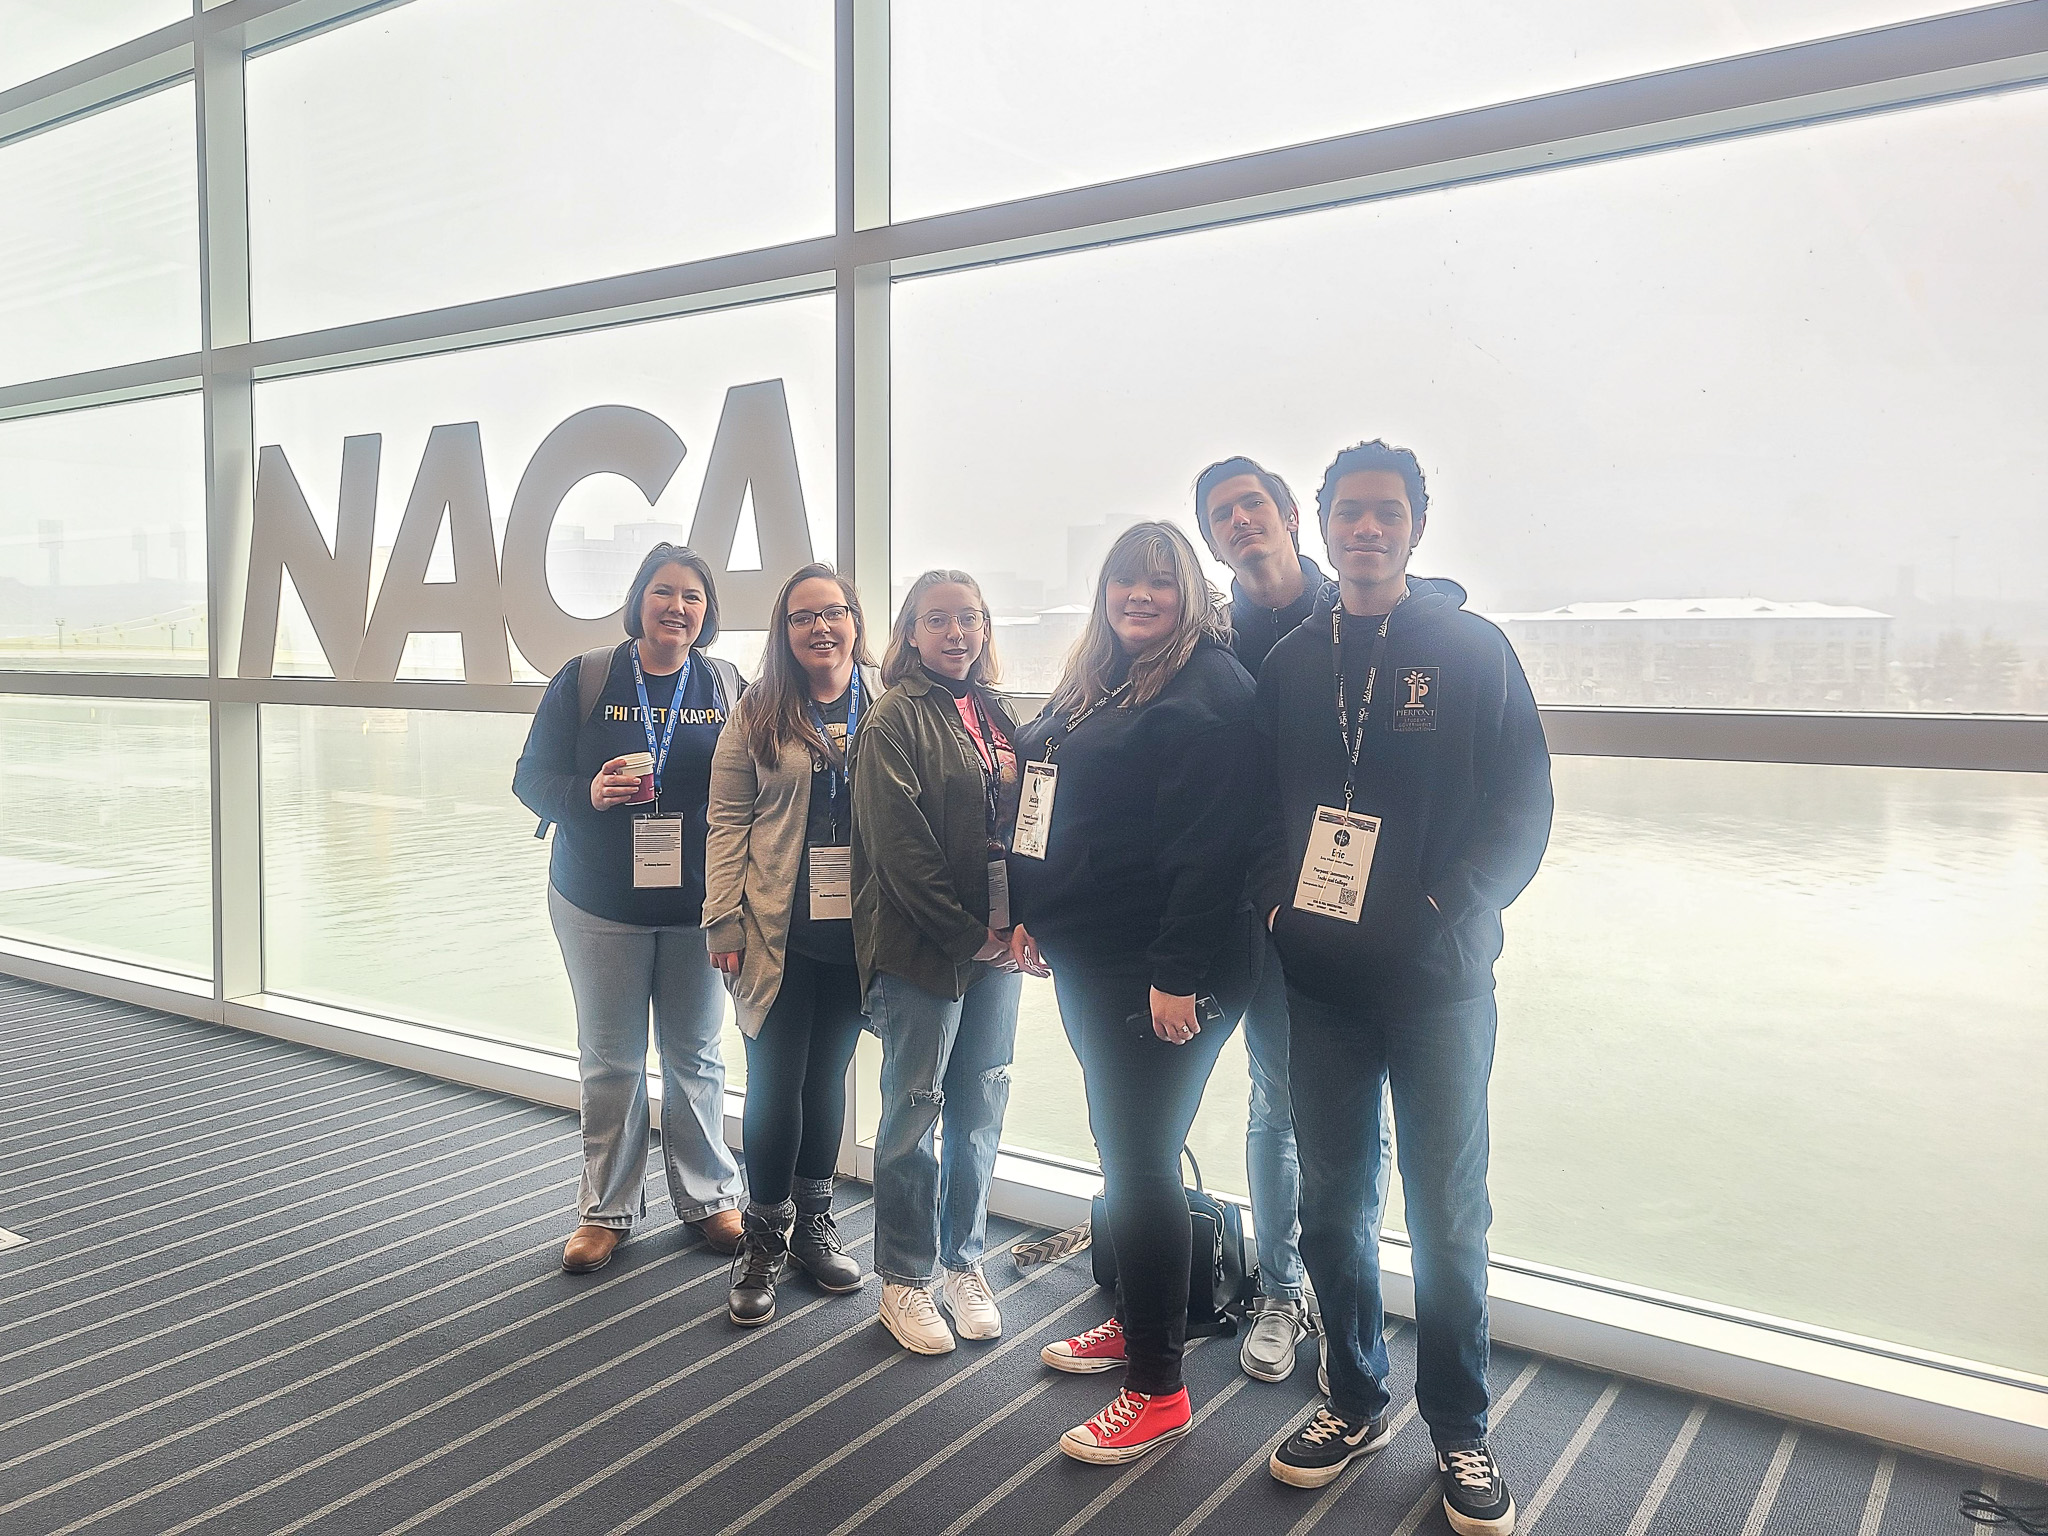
[705,562,880,1326]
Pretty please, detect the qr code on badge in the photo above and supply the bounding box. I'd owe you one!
[1336,888,1354,907]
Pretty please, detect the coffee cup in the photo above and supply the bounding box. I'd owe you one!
[617,751,656,804]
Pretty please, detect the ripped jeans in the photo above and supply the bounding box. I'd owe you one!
[869,966,1023,1286]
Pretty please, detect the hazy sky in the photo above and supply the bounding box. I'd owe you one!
[894,81,2048,615]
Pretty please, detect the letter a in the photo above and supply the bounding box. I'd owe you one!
[356,422,512,684]
[688,380,815,629]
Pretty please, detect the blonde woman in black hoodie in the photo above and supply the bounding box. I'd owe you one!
[1007,521,1263,1465]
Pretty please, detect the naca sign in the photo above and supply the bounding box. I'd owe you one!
[237,379,816,683]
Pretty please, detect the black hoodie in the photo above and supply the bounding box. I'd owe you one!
[1008,638,1258,996]
[1253,576,1553,1011]
[1229,553,1328,678]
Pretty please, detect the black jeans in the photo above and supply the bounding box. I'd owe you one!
[740,950,866,1207]
[1048,916,1256,1395]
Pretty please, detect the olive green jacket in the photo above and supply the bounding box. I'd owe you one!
[848,664,1019,1003]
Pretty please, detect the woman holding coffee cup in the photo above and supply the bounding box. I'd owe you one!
[513,543,748,1274]
[704,562,879,1326]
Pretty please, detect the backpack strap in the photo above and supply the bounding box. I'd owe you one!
[533,644,621,842]
[577,643,620,725]
[704,655,746,716]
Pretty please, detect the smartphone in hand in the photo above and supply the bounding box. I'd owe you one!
[1125,994,1225,1042]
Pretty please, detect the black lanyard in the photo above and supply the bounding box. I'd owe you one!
[962,691,1008,840]
[1333,601,1399,810]
[1043,681,1130,761]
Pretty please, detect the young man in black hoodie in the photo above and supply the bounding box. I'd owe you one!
[1254,441,1551,1536]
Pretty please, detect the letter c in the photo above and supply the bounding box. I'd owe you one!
[500,405,687,677]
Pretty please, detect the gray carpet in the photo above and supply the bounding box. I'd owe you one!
[0,974,2033,1535]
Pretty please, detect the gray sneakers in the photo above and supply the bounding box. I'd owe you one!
[1240,1294,1313,1382]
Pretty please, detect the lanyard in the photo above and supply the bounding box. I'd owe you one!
[1044,681,1130,760]
[962,690,1005,839]
[809,669,863,838]
[629,642,690,805]
[1333,600,1400,810]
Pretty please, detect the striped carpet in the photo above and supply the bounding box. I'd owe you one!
[0,973,2033,1535]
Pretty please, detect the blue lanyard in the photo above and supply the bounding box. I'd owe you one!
[629,642,690,800]
[809,670,863,837]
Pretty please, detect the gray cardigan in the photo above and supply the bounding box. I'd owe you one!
[702,666,881,1037]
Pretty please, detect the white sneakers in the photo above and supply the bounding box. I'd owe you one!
[880,1268,1003,1354]
[880,1282,956,1354]
[938,1265,1003,1340]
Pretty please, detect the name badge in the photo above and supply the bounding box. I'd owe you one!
[987,859,1011,931]
[1293,806,1381,924]
[809,845,853,921]
[1010,762,1058,860]
[632,815,684,889]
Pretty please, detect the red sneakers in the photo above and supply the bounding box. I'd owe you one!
[1059,1387,1193,1464]
[1040,1317,1127,1373]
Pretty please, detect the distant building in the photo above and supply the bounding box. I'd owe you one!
[1491,598,1892,709]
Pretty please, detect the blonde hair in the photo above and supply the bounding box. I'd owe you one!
[1046,522,1231,718]
[739,562,876,767]
[881,569,1002,689]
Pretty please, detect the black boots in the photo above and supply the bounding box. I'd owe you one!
[728,1201,793,1327]
[789,1177,864,1294]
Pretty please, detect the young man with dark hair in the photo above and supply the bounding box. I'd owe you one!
[1254,440,1552,1536]
[1194,456,1389,1388]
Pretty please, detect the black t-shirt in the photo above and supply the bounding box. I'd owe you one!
[786,689,858,966]
[518,649,731,927]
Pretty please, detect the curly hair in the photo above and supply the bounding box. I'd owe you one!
[1313,440,1430,535]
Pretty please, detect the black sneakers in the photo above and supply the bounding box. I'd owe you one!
[1269,1406,1393,1488]
[1438,1441,1517,1535]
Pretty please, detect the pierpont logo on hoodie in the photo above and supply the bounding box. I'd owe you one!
[1393,668,1438,732]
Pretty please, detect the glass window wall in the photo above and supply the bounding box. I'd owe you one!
[0,0,188,96]
[245,0,836,338]
[0,394,208,673]
[258,704,750,1082]
[894,85,2048,710]
[0,83,200,385]
[0,695,211,978]
[892,0,1974,218]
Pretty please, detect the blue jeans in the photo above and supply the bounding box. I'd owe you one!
[1242,929,1392,1300]
[869,967,1023,1286]
[1289,985,1497,1446]
[547,886,744,1229]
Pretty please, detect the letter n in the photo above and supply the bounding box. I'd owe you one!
[237,437,379,680]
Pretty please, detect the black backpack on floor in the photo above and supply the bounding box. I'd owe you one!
[1086,1147,1256,1339]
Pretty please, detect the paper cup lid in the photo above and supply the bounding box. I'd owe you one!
[618,752,655,774]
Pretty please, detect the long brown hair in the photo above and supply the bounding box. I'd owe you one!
[739,562,876,767]
[881,569,1002,689]
[1046,522,1231,718]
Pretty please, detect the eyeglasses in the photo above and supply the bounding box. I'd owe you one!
[785,603,853,630]
[917,610,987,634]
